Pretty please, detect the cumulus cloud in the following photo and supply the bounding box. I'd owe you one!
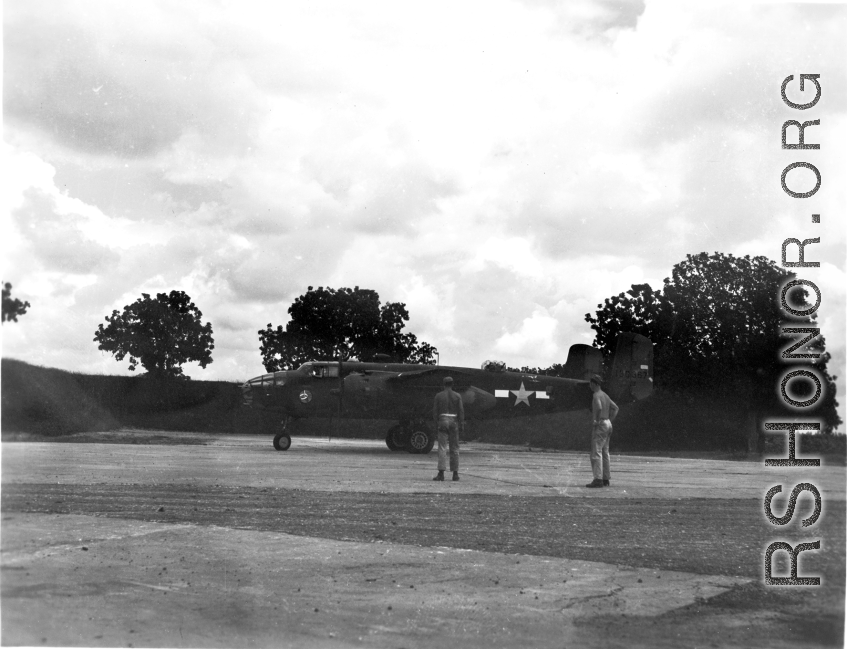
[494,307,560,366]
[12,189,120,274]
[4,0,261,157]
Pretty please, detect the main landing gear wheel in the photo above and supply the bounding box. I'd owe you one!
[385,425,408,451]
[273,432,291,451]
[407,427,435,454]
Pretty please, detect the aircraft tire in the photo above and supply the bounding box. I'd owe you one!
[407,428,434,455]
[273,433,292,451]
[385,426,407,451]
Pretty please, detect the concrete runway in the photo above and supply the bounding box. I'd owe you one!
[2,434,844,648]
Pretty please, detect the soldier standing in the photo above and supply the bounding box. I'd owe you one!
[586,374,619,488]
[432,377,464,481]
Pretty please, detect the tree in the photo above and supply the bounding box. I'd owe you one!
[2,281,31,323]
[585,252,840,436]
[259,286,437,371]
[94,290,214,379]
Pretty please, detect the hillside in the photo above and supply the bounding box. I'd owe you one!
[1,358,248,436]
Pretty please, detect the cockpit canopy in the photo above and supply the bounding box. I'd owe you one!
[299,362,340,378]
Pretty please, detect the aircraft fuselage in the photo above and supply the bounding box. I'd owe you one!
[243,360,595,422]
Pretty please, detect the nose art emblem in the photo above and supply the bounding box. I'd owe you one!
[299,389,312,404]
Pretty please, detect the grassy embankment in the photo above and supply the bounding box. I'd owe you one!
[2,358,844,459]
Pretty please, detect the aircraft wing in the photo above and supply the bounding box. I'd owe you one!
[355,369,438,380]
[385,367,475,382]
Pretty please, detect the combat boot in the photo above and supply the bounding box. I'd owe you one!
[433,471,444,481]
[585,479,604,488]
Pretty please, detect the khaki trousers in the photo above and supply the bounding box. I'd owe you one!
[437,416,459,472]
[590,419,613,481]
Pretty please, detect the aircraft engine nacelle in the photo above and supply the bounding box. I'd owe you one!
[339,373,498,419]
[339,372,383,415]
[458,386,497,414]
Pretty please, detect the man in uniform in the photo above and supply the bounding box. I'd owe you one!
[432,376,464,481]
[586,374,619,488]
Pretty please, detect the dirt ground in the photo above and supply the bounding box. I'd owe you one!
[1,431,844,648]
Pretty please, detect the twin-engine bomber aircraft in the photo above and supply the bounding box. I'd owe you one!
[242,332,653,453]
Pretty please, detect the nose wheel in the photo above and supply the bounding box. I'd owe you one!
[272,416,293,451]
[273,432,291,451]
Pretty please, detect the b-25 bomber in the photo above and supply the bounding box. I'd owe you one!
[242,332,653,453]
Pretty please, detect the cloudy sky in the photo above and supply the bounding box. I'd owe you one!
[3,1,845,426]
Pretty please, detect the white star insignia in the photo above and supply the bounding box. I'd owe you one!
[510,382,532,407]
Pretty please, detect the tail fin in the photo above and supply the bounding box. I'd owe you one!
[607,333,653,403]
